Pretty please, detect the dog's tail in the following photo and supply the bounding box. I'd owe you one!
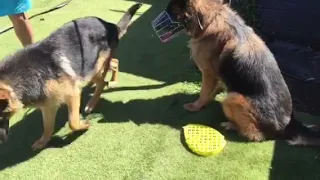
[117,3,142,39]
[285,112,320,146]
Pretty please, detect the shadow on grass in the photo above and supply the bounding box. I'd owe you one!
[119,1,320,179]
[269,113,320,180]
[81,86,248,143]
[114,0,198,84]
[0,0,184,171]
[0,0,319,179]
[0,84,224,171]
[82,88,224,129]
[269,141,320,180]
[0,106,86,171]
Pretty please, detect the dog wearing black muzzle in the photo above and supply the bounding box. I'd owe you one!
[153,0,320,146]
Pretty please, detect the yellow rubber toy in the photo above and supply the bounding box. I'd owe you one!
[183,124,226,156]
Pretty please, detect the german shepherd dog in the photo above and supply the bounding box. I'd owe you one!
[165,0,320,145]
[0,3,142,150]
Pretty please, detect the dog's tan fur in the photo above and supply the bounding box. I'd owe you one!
[221,93,264,141]
[169,0,275,140]
[84,50,117,114]
[182,1,240,112]
[0,48,118,150]
[0,3,142,150]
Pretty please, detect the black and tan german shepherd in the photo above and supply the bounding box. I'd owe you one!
[0,3,142,150]
[164,0,320,146]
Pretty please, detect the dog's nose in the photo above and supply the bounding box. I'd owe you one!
[0,129,8,144]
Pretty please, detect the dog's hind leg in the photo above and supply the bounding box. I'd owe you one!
[66,87,90,131]
[221,92,265,142]
[85,58,118,88]
[84,66,108,114]
[32,101,58,150]
[108,58,119,88]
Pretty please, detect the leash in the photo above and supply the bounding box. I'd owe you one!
[0,0,73,35]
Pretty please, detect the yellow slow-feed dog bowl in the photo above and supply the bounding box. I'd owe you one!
[183,124,226,156]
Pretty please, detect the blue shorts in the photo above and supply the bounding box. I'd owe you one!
[0,0,32,17]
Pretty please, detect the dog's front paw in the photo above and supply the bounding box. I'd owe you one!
[69,120,90,132]
[183,102,202,112]
[32,136,51,151]
[79,120,90,130]
[107,81,118,88]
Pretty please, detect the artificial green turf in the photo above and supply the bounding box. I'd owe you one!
[0,0,319,179]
